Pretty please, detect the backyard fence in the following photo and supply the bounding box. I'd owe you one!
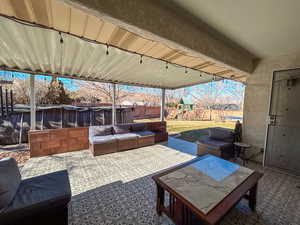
[0,104,134,145]
[74,104,161,120]
[131,106,160,119]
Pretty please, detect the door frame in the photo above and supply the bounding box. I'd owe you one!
[263,67,300,167]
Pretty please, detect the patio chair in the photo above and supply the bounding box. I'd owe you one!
[197,127,235,159]
[0,157,71,225]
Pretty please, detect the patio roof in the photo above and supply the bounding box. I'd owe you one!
[0,0,248,89]
[0,17,221,89]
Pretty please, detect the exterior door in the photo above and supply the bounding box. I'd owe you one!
[265,68,300,176]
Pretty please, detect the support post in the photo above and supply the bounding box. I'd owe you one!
[30,74,36,130]
[41,110,44,130]
[5,89,9,117]
[19,112,24,144]
[75,110,78,127]
[112,83,116,125]
[0,86,3,118]
[160,88,166,121]
[61,107,63,128]
[10,89,13,113]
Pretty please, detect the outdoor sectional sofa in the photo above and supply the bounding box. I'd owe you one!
[89,122,168,156]
[0,157,71,225]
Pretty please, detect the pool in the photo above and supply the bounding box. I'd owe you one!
[221,116,243,120]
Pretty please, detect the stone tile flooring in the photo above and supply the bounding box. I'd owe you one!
[21,137,300,225]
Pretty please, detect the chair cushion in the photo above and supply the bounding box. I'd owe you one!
[114,133,138,140]
[90,135,117,144]
[0,170,71,222]
[131,123,145,132]
[89,125,112,137]
[0,157,21,212]
[113,125,131,134]
[209,128,234,142]
[133,131,155,137]
[200,137,233,150]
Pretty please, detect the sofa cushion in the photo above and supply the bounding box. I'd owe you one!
[89,125,112,137]
[0,157,21,212]
[90,135,117,144]
[200,137,233,150]
[0,170,71,222]
[114,133,138,140]
[131,123,145,132]
[150,125,163,132]
[113,125,131,134]
[133,131,155,137]
[209,128,234,142]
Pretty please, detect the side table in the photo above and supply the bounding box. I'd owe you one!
[234,142,251,166]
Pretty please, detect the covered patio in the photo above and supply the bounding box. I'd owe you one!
[21,137,299,225]
[1,1,300,225]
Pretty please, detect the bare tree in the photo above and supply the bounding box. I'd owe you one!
[10,77,49,104]
[191,80,245,119]
[74,81,129,104]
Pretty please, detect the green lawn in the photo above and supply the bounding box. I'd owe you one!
[135,119,236,142]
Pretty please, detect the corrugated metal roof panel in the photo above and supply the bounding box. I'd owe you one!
[0,0,248,85]
[0,17,218,89]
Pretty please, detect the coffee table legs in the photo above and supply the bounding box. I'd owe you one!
[155,183,198,225]
[156,183,165,216]
[249,183,258,211]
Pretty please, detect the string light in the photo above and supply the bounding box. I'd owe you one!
[1,15,237,83]
[199,73,202,77]
[140,55,143,64]
[166,62,168,70]
[106,44,109,55]
[59,32,64,44]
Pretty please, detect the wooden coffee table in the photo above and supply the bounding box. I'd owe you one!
[152,155,263,225]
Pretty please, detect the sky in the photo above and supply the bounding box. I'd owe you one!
[0,70,79,91]
[0,70,244,99]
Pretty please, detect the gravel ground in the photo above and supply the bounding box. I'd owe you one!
[0,144,30,166]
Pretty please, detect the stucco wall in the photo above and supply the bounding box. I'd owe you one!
[243,51,300,161]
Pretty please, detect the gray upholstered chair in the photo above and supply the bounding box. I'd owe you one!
[0,157,71,225]
[197,128,235,159]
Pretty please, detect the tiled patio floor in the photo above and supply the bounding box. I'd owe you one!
[21,137,300,225]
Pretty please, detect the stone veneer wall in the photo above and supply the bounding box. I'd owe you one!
[243,51,300,162]
[29,127,89,157]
